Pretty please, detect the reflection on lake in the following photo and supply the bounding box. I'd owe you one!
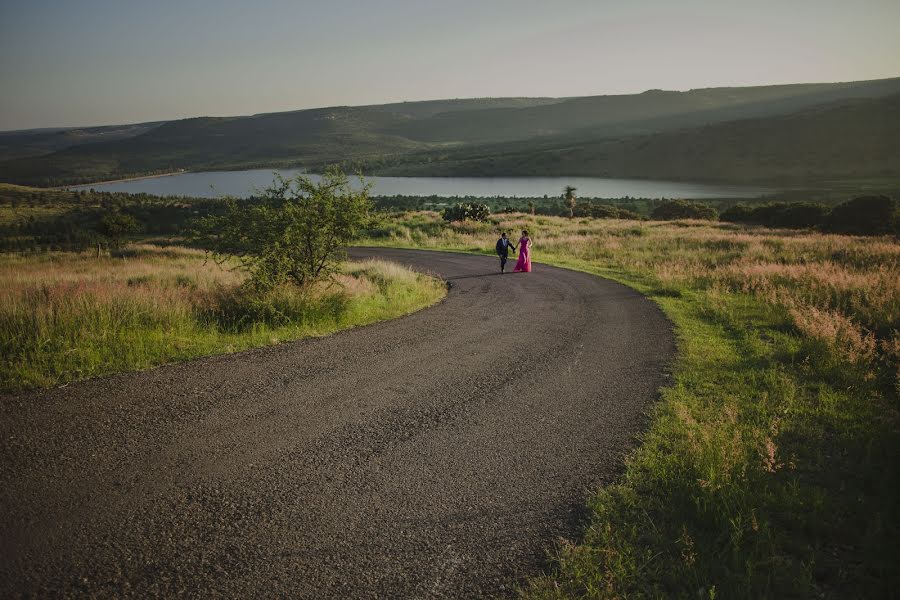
[74,168,772,199]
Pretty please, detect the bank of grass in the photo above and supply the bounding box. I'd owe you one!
[362,212,899,598]
[0,244,445,392]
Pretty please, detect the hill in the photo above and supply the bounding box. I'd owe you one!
[372,93,900,183]
[0,77,898,186]
[0,121,165,162]
[385,77,900,144]
[364,96,565,119]
[0,107,427,186]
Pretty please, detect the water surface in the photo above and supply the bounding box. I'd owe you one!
[74,169,771,199]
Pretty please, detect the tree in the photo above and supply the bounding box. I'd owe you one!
[96,210,141,249]
[824,195,897,235]
[193,168,372,292]
[651,199,718,221]
[563,185,577,218]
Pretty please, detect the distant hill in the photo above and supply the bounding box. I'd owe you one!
[0,77,898,186]
[0,122,165,162]
[0,107,427,186]
[365,97,565,119]
[374,93,900,183]
[385,77,900,144]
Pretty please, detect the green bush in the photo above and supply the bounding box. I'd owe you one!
[192,168,372,292]
[441,202,490,222]
[824,195,898,235]
[720,204,755,223]
[777,202,829,228]
[576,202,643,220]
[721,202,829,229]
[651,199,718,221]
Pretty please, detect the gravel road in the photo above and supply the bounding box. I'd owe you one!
[0,248,674,598]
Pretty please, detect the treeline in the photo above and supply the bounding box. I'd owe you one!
[1,185,896,254]
[647,196,899,235]
[719,196,899,235]
[373,194,649,217]
[435,195,898,236]
[0,186,225,252]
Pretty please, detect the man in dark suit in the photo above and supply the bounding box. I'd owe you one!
[495,232,516,273]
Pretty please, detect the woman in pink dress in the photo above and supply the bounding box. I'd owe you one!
[513,230,532,273]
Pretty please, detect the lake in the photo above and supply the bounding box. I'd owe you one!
[73,168,772,199]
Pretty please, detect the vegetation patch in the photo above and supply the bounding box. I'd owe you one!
[0,246,445,392]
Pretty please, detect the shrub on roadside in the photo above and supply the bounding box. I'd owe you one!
[192,168,373,293]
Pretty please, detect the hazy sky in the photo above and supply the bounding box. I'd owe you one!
[2,0,899,130]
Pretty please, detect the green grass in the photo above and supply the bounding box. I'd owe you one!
[359,212,899,598]
[0,246,446,392]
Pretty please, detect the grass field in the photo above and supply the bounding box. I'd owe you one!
[0,245,445,393]
[363,212,899,598]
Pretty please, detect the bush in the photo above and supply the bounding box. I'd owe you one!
[722,202,829,229]
[651,199,717,221]
[572,202,643,220]
[441,202,490,222]
[192,168,372,292]
[824,195,898,235]
[720,204,756,223]
[776,202,829,228]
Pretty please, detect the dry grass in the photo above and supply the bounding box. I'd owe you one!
[0,245,445,391]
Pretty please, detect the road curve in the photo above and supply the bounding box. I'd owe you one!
[0,248,674,598]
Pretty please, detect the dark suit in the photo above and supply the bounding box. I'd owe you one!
[495,238,515,272]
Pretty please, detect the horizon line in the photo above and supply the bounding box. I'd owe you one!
[3,73,898,135]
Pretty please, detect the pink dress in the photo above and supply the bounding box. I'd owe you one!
[513,236,532,272]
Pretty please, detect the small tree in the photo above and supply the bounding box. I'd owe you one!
[564,185,577,218]
[193,168,372,292]
[441,202,490,222]
[96,210,141,249]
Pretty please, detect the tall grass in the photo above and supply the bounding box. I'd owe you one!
[364,212,899,598]
[0,245,445,392]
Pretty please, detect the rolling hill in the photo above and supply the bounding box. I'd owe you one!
[0,122,165,162]
[0,77,898,186]
[370,93,900,183]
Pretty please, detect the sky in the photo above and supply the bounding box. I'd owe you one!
[1,0,899,131]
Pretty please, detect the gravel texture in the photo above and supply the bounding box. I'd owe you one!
[0,248,674,598]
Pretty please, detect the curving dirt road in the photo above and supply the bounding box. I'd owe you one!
[0,248,674,598]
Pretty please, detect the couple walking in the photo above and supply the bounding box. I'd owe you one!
[495,230,532,274]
